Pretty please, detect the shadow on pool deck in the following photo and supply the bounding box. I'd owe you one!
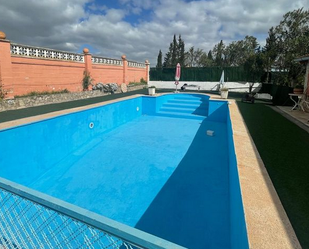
[135,112,231,249]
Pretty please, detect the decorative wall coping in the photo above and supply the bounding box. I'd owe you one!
[10,42,146,67]
[92,56,123,66]
[10,43,84,62]
[128,60,145,68]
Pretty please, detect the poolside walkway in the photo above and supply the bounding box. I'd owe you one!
[274,106,309,133]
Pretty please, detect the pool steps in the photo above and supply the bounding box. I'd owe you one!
[157,95,208,120]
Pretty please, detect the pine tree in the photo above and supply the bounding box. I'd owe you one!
[163,43,173,68]
[171,35,178,67]
[163,34,186,67]
[156,50,163,68]
[178,35,185,66]
[213,40,225,67]
[207,50,213,61]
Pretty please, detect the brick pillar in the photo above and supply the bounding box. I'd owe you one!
[122,55,127,84]
[0,31,14,98]
[145,60,150,84]
[83,48,92,90]
[83,48,93,73]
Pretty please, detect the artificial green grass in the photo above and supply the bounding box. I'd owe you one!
[237,101,309,248]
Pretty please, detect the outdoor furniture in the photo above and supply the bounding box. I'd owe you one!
[241,93,255,103]
[254,93,273,101]
[289,93,305,111]
[181,83,201,91]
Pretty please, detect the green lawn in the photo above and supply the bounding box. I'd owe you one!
[236,100,309,249]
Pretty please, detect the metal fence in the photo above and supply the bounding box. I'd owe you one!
[0,177,186,249]
[150,66,263,82]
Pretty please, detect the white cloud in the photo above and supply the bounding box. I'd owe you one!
[0,0,307,65]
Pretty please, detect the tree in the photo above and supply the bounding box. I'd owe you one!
[207,50,214,65]
[212,40,225,67]
[178,35,185,66]
[267,8,309,86]
[198,52,212,67]
[185,46,195,67]
[156,50,163,68]
[244,49,264,84]
[194,49,206,67]
[185,47,205,67]
[263,27,278,83]
[162,35,186,68]
[223,36,259,67]
[163,43,173,68]
[171,35,178,67]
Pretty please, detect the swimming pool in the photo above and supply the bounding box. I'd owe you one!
[0,93,248,249]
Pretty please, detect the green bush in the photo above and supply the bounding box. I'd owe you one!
[82,71,93,91]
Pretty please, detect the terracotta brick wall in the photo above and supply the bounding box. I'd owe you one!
[11,57,84,95]
[0,36,148,98]
[127,67,147,83]
[92,65,123,85]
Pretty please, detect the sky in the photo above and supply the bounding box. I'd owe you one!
[0,0,306,65]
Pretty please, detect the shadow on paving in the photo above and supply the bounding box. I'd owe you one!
[236,100,309,249]
[135,114,230,249]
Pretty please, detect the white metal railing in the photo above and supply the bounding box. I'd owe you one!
[0,177,187,249]
[10,43,84,62]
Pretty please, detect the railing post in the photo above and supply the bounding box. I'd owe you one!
[145,60,150,84]
[122,55,128,84]
[0,31,14,98]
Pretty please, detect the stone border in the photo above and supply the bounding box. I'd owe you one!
[0,93,301,248]
[229,99,301,249]
[0,85,146,112]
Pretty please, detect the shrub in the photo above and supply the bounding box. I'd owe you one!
[82,71,93,91]
[140,77,147,84]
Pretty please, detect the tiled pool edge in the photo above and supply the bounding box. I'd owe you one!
[0,93,301,248]
[229,99,301,249]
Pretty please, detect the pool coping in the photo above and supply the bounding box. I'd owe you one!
[0,93,301,248]
[228,98,301,249]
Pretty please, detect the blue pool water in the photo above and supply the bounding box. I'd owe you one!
[0,94,248,249]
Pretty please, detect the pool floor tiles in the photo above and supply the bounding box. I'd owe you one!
[29,115,230,249]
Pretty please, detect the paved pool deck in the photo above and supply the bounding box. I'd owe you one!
[0,92,301,249]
